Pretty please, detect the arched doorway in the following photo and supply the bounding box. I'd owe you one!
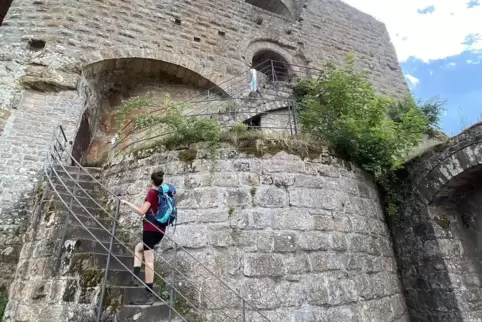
[252,50,290,82]
[75,58,228,164]
[0,0,13,25]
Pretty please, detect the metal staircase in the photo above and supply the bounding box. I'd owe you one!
[41,126,272,322]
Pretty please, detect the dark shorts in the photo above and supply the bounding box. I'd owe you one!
[142,230,164,250]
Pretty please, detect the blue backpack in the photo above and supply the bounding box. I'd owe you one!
[151,184,177,227]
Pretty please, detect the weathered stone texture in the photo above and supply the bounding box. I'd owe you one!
[102,144,409,321]
[4,192,100,322]
[0,91,82,288]
[389,122,482,322]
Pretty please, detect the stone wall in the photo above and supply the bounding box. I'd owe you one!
[0,0,410,311]
[102,142,410,321]
[4,187,100,322]
[0,90,83,288]
[389,122,482,322]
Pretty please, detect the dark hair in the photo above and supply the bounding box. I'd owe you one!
[151,170,164,187]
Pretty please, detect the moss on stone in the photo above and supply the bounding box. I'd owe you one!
[224,132,330,160]
[435,215,451,229]
[178,149,197,164]
[102,289,123,312]
[154,275,200,321]
[228,207,235,219]
[0,285,8,320]
[69,253,104,290]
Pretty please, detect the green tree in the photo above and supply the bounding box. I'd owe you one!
[294,53,433,179]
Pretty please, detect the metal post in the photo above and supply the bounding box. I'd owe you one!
[96,198,120,322]
[292,100,299,134]
[287,103,293,136]
[242,299,246,322]
[168,245,178,322]
[54,167,81,273]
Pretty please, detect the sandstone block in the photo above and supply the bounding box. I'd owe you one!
[255,186,288,208]
[298,231,331,251]
[243,253,285,277]
[273,232,297,252]
[289,188,344,210]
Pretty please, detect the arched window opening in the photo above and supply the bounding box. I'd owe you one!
[246,0,293,18]
[252,50,290,82]
[0,0,13,26]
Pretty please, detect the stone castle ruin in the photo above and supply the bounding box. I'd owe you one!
[0,0,480,322]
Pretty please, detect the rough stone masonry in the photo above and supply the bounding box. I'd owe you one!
[103,143,410,322]
[0,0,413,320]
[0,0,409,290]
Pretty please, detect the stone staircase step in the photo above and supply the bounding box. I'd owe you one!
[73,238,133,257]
[53,200,107,218]
[116,302,171,322]
[105,286,164,305]
[106,270,146,286]
[70,253,132,271]
[55,165,102,177]
[51,181,100,198]
[57,192,106,209]
[66,225,114,243]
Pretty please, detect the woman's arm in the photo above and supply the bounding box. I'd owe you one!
[121,200,151,216]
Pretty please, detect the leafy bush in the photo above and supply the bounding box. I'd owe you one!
[115,94,154,133]
[132,101,222,160]
[388,96,445,136]
[294,54,443,215]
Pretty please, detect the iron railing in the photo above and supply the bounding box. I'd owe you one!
[110,59,318,157]
[46,125,272,322]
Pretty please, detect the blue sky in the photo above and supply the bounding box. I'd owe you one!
[344,0,482,136]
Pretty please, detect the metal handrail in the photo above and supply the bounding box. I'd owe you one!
[48,149,237,322]
[45,173,189,322]
[50,125,271,321]
[116,58,307,135]
[47,158,214,322]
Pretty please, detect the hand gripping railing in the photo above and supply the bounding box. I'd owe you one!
[48,125,271,322]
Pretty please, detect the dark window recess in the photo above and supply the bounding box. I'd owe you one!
[0,0,13,26]
[28,39,46,50]
[218,31,226,37]
[252,50,290,82]
[244,114,261,130]
[245,0,292,18]
[193,37,201,42]
[174,18,181,25]
[71,111,92,166]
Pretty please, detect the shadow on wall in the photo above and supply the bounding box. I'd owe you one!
[253,50,291,82]
[0,0,13,26]
[72,58,227,165]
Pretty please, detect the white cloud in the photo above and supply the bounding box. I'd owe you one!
[467,59,481,64]
[404,74,420,87]
[342,0,482,62]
